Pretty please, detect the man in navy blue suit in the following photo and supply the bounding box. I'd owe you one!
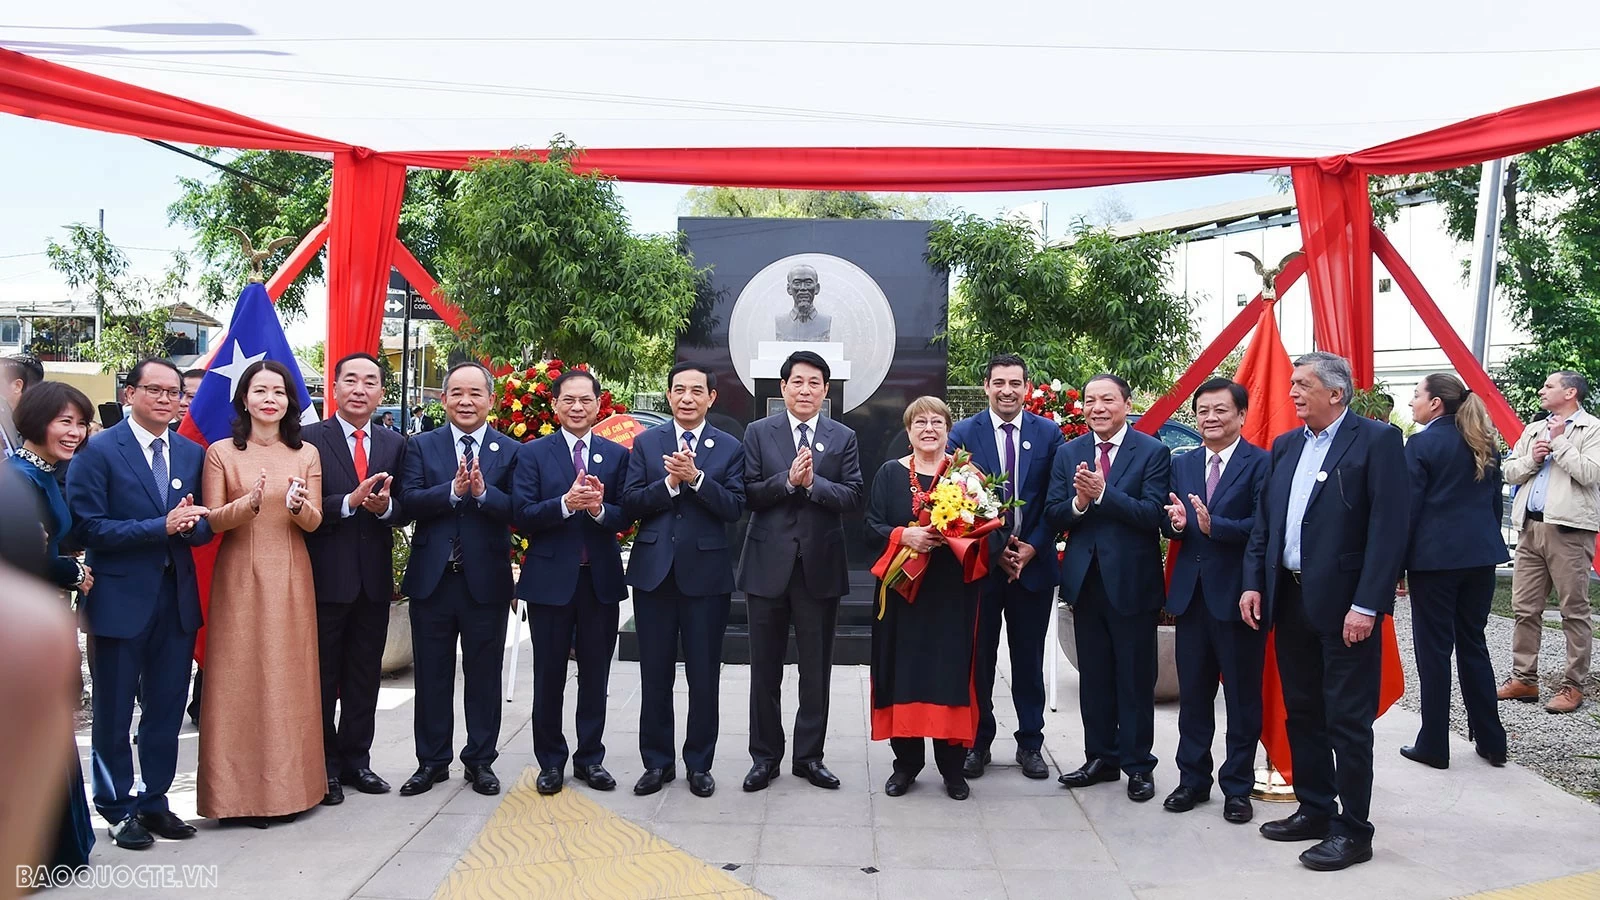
[67,358,211,850]
[514,369,631,796]
[948,354,1064,780]
[1241,351,1408,872]
[1159,378,1269,824]
[622,363,745,798]
[1046,372,1170,804]
[397,362,517,798]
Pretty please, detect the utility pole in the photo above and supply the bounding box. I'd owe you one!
[399,283,413,433]
[1468,160,1507,365]
[93,208,105,348]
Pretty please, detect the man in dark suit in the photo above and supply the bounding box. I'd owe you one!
[622,363,745,798]
[1160,378,1269,824]
[1240,351,1407,871]
[67,358,210,850]
[1045,372,1170,803]
[304,353,406,805]
[397,362,516,798]
[948,354,1065,780]
[514,369,631,796]
[738,350,864,792]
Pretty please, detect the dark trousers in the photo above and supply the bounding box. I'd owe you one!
[410,571,508,768]
[891,737,966,783]
[317,590,391,776]
[1073,561,1157,775]
[89,571,195,824]
[1175,604,1267,797]
[747,566,840,766]
[530,568,620,771]
[1274,574,1380,840]
[635,572,728,773]
[187,667,203,725]
[1408,567,1506,759]
[973,576,1053,754]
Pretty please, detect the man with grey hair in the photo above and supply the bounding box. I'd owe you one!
[1240,350,1407,871]
[1499,370,1600,714]
[774,264,832,341]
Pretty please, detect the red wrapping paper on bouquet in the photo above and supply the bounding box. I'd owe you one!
[871,517,1006,618]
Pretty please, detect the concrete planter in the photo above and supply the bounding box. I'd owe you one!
[1057,604,1180,702]
[381,602,413,674]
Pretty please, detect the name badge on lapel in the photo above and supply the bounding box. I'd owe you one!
[703,438,715,449]
[813,442,825,453]
[171,478,183,491]
[488,441,500,453]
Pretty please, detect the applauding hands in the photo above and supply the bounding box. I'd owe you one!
[349,471,394,515]
[564,473,606,517]
[663,448,700,489]
[165,494,209,534]
[789,444,815,490]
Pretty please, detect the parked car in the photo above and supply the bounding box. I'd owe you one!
[1127,414,1203,457]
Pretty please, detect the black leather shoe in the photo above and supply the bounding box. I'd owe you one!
[573,764,616,791]
[221,816,270,829]
[322,778,345,806]
[341,768,392,794]
[109,816,155,850]
[884,771,915,797]
[1223,796,1254,824]
[1260,811,1332,842]
[1126,772,1155,802]
[944,778,970,801]
[687,771,715,797]
[1161,785,1208,812]
[1476,744,1508,768]
[963,749,990,779]
[536,767,563,795]
[743,763,778,793]
[793,761,840,789]
[1299,835,1374,871]
[1016,749,1049,779]
[399,764,450,796]
[464,764,500,795]
[137,810,197,840]
[633,767,676,796]
[1058,758,1121,789]
[1399,745,1449,770]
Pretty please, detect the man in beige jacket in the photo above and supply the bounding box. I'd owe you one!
[1500,371,1600,713]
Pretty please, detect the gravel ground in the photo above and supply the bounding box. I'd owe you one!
[1391,594,1600,801]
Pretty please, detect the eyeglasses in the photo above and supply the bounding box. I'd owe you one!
[132,385,183,401]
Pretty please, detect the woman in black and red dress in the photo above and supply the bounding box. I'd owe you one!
[865,396,982,800]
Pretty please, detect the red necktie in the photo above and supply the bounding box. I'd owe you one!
[1098,441,1114,482]
[353,429,369,481]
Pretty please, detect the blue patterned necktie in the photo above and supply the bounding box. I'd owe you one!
[150,437,169,505]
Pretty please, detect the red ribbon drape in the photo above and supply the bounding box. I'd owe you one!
[390,239,462,329]
[1291,164,1375,388]
[265,219,329,301]
[326,151,407,409]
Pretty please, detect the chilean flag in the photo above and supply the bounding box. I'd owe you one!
[177,282,317,665]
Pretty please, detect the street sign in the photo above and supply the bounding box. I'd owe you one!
[383,291,442,321]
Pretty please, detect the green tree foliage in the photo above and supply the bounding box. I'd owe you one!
[682,187,951,220]
[45,226,192,373]
[928,215,1196,391]
[440,140,701,383]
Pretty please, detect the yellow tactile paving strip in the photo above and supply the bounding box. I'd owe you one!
[433,768,767,900]
[1458,870,1600,899]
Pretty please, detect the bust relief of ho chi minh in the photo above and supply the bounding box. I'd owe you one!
[774,264,833,342]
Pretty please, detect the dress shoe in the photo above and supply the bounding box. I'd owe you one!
[1299,835,1373,871]
[399,764,450,796]
[341,768,392,794]
[687,771,716,797]
[1545,684,1584,714]
[1399,745,1449,769]
[108,816,155,850]
[633,767,677,796]
[1162,785,1209,812]
[884,771,915,797]
[963,748,990,779]
[536,767,564,795]
[945,778,970,801]
[1016,749,1049,779]
[1126,772,1155,802]
[222,816,270,829]
[743,763,778,793]
[322,778,345,806]
[793,761,840,789]
[1496,678,1539,703]
[137,810,197,840]
[574,764,616,791]
[464,764,500,796]
[1259,811,1331,842]
[1058,758,1121,789]
[1223,796,1253,824]
[269,813,300,825]
[1475,744,1508,768]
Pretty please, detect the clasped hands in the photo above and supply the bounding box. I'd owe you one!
[663,448,700,489]
[788,445,815,490]
[349,471,394,515]
[564,473,606,517]
[164,494,209,535]
[450,457,486,501]
[1163,492,1212,535]
[1072,461,1104,509]
[998,535,1036,582]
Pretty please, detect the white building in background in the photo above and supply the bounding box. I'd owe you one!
[1106,192,1527,404]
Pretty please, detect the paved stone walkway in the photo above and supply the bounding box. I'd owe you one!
[53,598,1600,900]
